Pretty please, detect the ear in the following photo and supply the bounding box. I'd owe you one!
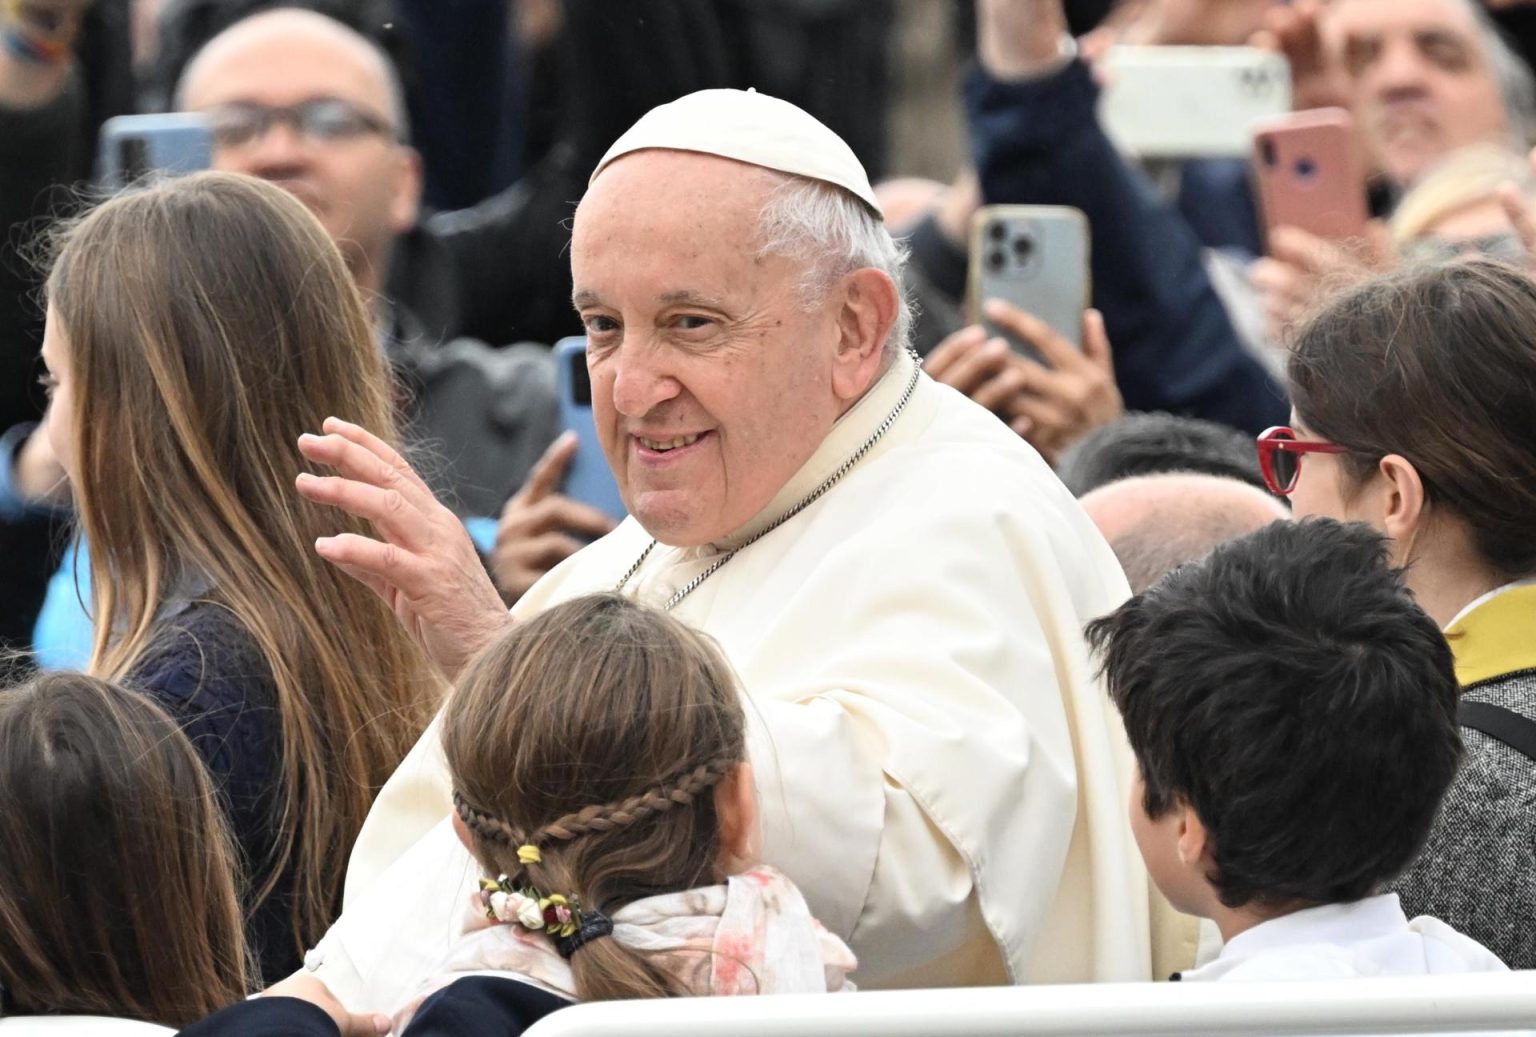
[713,762,760,875]
[451,811,476,854]
[1377,454,1428,552]
[1175,802,1210,871]
[830,268,899,404]
[387,145,424,234]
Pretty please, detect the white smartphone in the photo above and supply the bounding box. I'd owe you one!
[1098,46,1292,158]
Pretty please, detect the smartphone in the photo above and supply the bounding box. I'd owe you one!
[553,337,626,524]
[1099,46,1292,158]
[97,113,213,188]
[1252,108,1369,244]
[967,205,1091,357]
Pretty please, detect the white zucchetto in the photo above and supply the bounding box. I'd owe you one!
[590,87,880,214]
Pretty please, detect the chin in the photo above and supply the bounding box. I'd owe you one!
[631,493,714,548]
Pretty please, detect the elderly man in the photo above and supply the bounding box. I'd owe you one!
[293,88,1163,1000]
[1080,473,1292,592]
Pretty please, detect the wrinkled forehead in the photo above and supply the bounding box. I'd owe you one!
[1324,0,1482,49]
[571,151,805,301]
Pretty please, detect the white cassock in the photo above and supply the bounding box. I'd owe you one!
[304,350,1161,1005]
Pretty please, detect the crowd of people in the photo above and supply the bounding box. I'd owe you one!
[0,0,1533,1034]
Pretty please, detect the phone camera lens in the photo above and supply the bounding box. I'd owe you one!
[988,222,1008,243]
[1295,157,1317,179]
[1012,235,1035,259]
[986,249,1007,272]
[1259,138,1277,168]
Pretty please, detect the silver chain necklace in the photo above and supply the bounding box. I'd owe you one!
[615,354,922,611]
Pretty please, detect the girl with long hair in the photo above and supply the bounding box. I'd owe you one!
[38,171,440,982]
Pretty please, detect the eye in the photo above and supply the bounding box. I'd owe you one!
[582,314,620,335]
[674,314,714,331]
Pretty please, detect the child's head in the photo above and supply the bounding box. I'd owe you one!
[0,673,249,1024]
[442,594,754,1000]
[1086,519,1462,922]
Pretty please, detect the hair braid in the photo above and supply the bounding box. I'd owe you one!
[535,758,734,844]
[453,790,525,848]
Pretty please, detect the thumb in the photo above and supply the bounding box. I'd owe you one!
[339,1011,393,1036]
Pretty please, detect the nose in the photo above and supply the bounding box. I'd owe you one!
[1372,37,1430,97]
[608,336,682,419]
[224,120,311,177]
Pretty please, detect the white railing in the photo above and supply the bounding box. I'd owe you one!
[524,972,1536,1037]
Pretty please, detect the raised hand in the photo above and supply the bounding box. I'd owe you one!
[296,417,513,679]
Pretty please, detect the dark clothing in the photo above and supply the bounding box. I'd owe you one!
[390,329,561,517]
[1390,669,1536,970]
[177,976,569,1036]
[126,600,298,984]
[962,58,1289,435]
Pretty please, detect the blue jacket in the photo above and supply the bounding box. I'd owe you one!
[963,59,1288,434]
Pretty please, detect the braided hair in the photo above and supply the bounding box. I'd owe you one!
[442,594,749,1000]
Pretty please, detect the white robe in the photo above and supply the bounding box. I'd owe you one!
[305,350,1157,1004]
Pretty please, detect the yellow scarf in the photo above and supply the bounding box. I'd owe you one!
[1444,581,1536,688]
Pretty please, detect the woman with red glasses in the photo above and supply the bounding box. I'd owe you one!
[1257,258,1536,970]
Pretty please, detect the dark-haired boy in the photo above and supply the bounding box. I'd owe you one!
[1088,518,1510,979]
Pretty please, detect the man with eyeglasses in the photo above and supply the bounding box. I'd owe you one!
[171,8,564,522]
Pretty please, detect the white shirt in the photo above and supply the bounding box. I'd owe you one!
[1180,894,1509,982]
[306,351,1159,1005]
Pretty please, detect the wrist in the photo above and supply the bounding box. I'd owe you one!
[977,0,1073,80]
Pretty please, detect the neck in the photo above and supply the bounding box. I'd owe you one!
[1403,554,1505,630]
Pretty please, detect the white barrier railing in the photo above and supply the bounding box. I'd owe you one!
[523,972,1536,1037]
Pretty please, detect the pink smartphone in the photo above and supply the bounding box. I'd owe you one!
[1252,108,1369,246]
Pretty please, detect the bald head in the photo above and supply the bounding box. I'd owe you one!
[178,8,405,129]
[1081,473,1291,593]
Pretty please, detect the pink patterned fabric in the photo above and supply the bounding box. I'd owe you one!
[394,865,855,1027]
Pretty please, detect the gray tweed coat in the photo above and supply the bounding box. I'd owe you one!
[1389,669,1536,969]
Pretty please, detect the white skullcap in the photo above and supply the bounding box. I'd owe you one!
[590,88,880,214]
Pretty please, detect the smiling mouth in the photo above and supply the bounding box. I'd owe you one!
[637,433,704,453]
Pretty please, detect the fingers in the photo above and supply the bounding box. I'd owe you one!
[922,324,988,380]
[983,298,1083,371]
[298,425,435,513]
[500,494,616,542]
[297,472,442,555]
[969,364,1031,414]
[930,335,1012,397]
[339,1012,392,1037]
[313,531,428,599]
[516,431,580,504]
[1268,225,1347,274]
[495,531,586,574]
[1081,309,1115,376]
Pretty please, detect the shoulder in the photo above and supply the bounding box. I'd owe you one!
[129,601,272,710]
[406,975,571,1037]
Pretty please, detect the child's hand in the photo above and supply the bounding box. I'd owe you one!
[262,973,392,1036]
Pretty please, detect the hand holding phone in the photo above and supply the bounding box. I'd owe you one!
[491,432,618,604]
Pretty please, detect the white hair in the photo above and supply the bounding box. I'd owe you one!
[753,173,914,357]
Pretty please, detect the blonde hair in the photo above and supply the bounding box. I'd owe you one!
[45,172,441,956]
[0,673,249,1025]
[443,594,748,1001]
[1391,144,1536,245]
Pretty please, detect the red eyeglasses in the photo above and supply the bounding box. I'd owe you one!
[1256,426,1349,496]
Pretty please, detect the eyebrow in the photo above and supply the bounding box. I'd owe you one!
[571,289,730,309]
